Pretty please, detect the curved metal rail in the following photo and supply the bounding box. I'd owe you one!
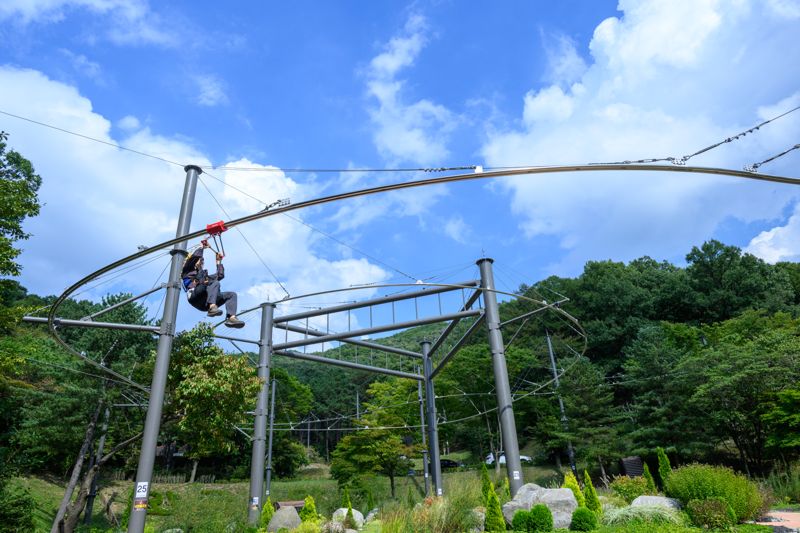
[44,163,795,380]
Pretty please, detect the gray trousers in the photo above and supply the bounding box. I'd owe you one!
[188,280,238,317]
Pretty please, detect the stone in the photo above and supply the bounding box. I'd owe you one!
[267,506,302,532]
[320,521,344,533]
[501,484,577,530]
[331,507,365,529]
[501,483,543,525]
[469,507,485,532]
[365,508,380,522]
[631,495,682,509]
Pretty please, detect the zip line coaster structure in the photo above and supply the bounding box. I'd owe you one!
[23,163,800,532]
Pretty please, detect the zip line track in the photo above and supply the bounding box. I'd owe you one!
[42,163,796,387]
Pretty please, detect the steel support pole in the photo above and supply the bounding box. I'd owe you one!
[128,165,200,533]
[477,258,524,496]
[417,371,430,497]
[265,378,277,499]
[422,341,443,496]
[546,330,577,477]
[247,303,274,525]
[83,406,110,525]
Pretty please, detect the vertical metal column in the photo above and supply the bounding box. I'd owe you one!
[417,368,430,496]
[247,303,275,525]
[546,330,577,477]
[422,341,443,496]
[477,258,524,496]
[265,378,277,499]
[128,165,200,533]
[84,406,110,524]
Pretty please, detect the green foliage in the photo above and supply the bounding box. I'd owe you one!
[484,482,506,532]
[0,131,42,277]
[657,448,672,488]
[381,481,481,533]
[643,463,657,494]
[344,504,356,529]
[583,471,602,516]
[259,496,274,529]
[686,497,736,530]
[602,504,685,526]
[405,486,415,509]
[764,463,800,504]
[569,506,598,531]
[0,478,34,533]
[665,464,763,522]
[481,463,492,505]
[563,471,586,507]
[498,476,511,503]
[762,388,800,453]
[299,495,318,522]
[513,504,554,532]
[609,476,649,503]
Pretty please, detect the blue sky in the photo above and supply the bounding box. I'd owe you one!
[1,0,800,337]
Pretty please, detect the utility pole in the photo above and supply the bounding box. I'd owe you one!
[416,366,430,496]
[478,258,524,496]
[422,341,443,496]
[128,165,200,533]
[546,329,577,477]
[265,378,277,499]
[247,303,274,525]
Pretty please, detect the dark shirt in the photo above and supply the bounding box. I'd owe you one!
[181,248,224,291]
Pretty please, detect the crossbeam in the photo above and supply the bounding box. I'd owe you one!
[274,322,422,359]
[273,309,482,351]
[428,288,482,356]
[273,280,479,324]
[274,350,422,381]
[23,316,160,333]
[80,284,166,321]
[431,313,486,379]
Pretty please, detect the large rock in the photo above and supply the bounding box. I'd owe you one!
[631,495,681,509]
[365,508,379,523]
[502,483,577,529]
[501,483,543,525]
[267,506,302,532]
[332,507,365,529]
[470,507,486,532]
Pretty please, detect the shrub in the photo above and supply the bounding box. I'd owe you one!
[299,495,318,522]
[569,506,598,531]
[765,463,800,504]
[643,463,657,494]
[343,505,356,529]
[498,476,511,503]
[582,471,602,517]
[484,482,506,532]
[481,463,492,505]
[259,496,274,529]
[665,463,763,522]
[0,480,34,533]
[686,497,736,529]
[562,471,586,507]
[657,447,672,488]
[512,509,531,531]
[529,503,554,532]
[610,475,649,503]
[602,504,685,526]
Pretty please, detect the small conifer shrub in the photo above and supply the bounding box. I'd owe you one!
[582,470,602,517]
[656,447,672,488]
[484,482,506,532]
[569,506,598,531]
[563,471,586,507]
[299,495,318,522]
[643,463,657,494]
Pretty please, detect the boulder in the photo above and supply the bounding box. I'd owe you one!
[331,507,365,529]
[501,483,543,525]
[320,521,344,533]
[267,506,302,532]
[365,508,380,522]
[631,495,681,509]
[501,484,577,529]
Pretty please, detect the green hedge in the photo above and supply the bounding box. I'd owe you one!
[665,464,763,522]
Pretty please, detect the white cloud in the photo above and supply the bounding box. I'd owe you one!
[365,13,457,165]
[0,0,176,47]
[480,0,800,271]
[444,216,470,244]
[0,65,391,341]
[59,48,103,81]
[543,33,588,85]
[745,203,800,263]
[193,74,229,107]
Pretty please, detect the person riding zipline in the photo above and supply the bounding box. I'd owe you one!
[181,241,244,328]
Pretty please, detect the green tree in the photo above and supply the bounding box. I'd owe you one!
[480,463,492,505]
[299,495,318,522]
[0,131,42,277]
[762,388,800,454]
[642,463,657,494]
[484,481,506,532]
[563,471,585,507]
[260,496,274,529]
[657,447,672,488]
[583,470,602,516]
